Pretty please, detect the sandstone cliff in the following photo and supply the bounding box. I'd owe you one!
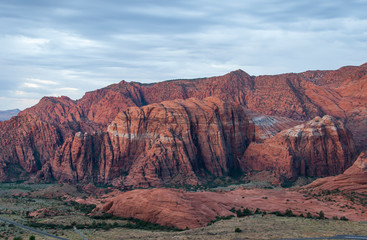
[18,63,367,150]
[0,115,62,181]
[303,151,367,194]
[242,115,356,183]
[49,97,254,187]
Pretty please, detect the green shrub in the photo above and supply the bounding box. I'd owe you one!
[242,208,253,216]
[29,236,36,240]
[270,211,284,216]
[340,216,349,221]
[284,209,295,217]
[236,208,253,217]
[235,227,242,233]
[318,211,326,219]
[69,201,96,214]
[236,209,243,217]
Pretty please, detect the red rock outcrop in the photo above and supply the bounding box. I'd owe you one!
[96,187,367,229]
[0,115,62,181]
[49,97,254,187]
[304,151,367,194]
[1,63,366,184]
[242,115,356,183]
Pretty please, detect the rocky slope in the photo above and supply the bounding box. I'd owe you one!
[95,187,367,229]
[0,63,366,184]
[242,115,356,184]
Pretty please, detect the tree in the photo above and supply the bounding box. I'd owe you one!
[235,227,242,233]
[29,236,36,240]
[318,211,325,219]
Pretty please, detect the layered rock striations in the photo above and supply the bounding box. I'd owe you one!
[17,63,367,150]
[245,111,302,142]
[242,115,356,183]
[50,97,254,186]
[0,63,366,184]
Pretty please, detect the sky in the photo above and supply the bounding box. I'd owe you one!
[1,0,367,110]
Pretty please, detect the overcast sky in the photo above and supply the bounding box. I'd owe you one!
[1,0,367,110]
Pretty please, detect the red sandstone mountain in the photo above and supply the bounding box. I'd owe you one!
[18,63,367,149]
[1,63,367,185]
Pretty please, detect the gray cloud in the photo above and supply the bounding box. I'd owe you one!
[0,0,367,110]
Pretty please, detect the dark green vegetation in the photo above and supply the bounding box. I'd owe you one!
[26,217,181,232]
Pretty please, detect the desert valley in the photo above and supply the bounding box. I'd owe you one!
[0,63,367,239]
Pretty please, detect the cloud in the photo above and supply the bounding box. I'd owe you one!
[0,0,366,110]
[23,83,41,89]
[26,78,58,85]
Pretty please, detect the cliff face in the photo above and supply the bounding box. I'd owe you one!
[0,115,62,181]
[0,63,366,185]
[18,63,367,150]
[242,115,356,183]
[49,97,254,187]
[303,151,367,194]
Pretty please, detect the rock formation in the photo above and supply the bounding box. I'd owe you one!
[242,115,356,183]
[95,187,367,229]
[245,111,302,142]
[0,115,62,182]
[0,63,366,185]
[304,151,367,194]
[49,97,254,187]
